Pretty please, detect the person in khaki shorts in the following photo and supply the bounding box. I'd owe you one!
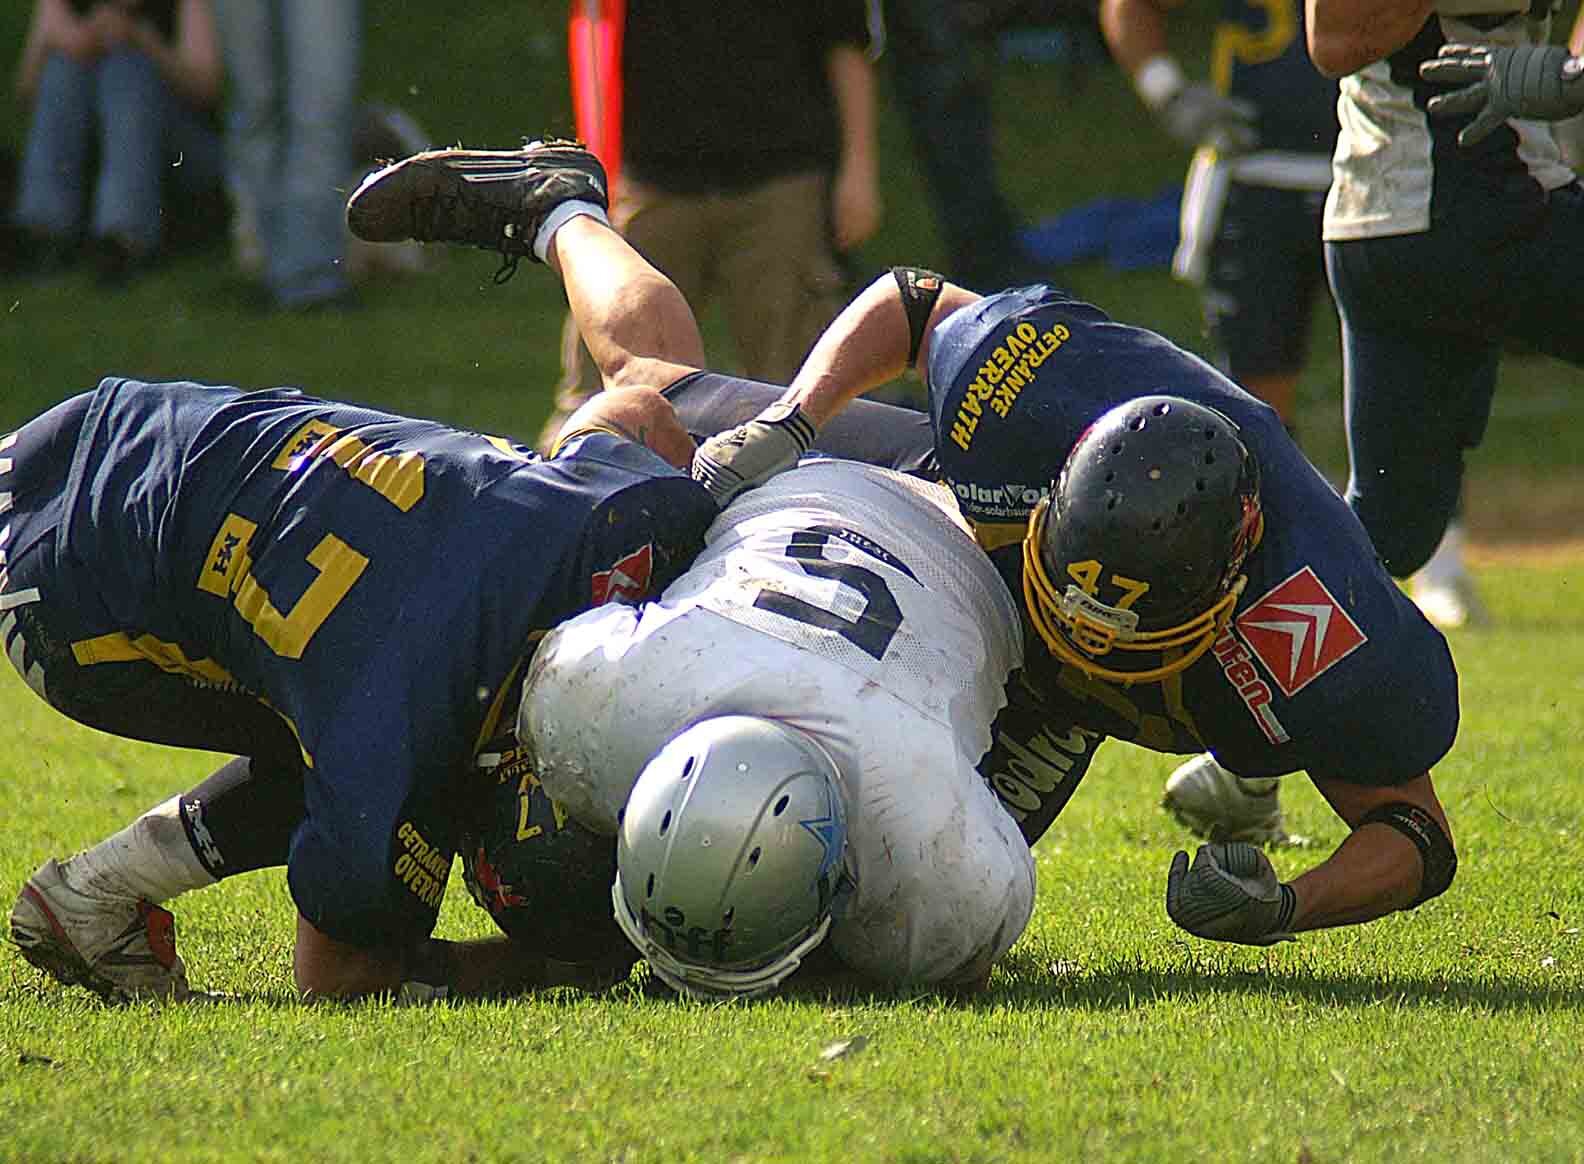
[542,0,882,451]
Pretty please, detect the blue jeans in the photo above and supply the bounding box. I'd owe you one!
[216,0,360,306]
[885,0,1030,292]
[13,50,222,252]
[1327,182,1584,576]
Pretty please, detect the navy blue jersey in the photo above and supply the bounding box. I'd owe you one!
[926,287,1457,784]
[45,379,715,945]
[1213,0,1337,155]
[667,290,1460,787]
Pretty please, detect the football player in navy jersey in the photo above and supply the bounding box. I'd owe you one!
[682,271,1461,949]
[6,144,720,1003]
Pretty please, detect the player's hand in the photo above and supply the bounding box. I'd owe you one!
[1421,44,1584,146]
[691,402,817,506]
[1166,842,1296,946]
[1157,82,1259,154]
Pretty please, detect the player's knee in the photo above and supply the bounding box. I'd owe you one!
[1348,495,1448,578]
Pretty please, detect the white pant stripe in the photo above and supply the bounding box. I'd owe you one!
[0,432,15,452]
[0,524,9,546]
[0,587,41,611]
[0,493,10,515]
[0,459,11,474]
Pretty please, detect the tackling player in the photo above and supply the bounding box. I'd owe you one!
[5,145,720,1003]
[684,272,1461,949]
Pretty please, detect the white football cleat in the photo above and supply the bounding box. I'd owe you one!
[1410,571,1491,631]
[1162,754,1296,846]
[10,857,190,1002]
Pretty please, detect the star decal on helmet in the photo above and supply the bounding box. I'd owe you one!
[800,815,846,882]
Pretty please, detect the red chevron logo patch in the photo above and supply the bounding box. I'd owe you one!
[1235,567,1367,697]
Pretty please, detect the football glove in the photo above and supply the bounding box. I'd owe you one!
[691,402,817,507]
[1153,81,1259,154]
[1421,44,1584,146]
[1166,842,1296,946]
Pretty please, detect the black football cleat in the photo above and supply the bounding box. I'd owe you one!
[346,138,608,280]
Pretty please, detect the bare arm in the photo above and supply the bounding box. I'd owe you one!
[782,271,982,427]
[1099,0,1179,77]
[85,0,222,107]
[825,41,882,251]
[17,0,98,100]
[1288,770,1451,930]
[293,915,632,1001]
[1307,0,1436,78]
[164,0,224,108]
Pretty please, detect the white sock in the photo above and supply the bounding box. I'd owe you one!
[69,795,217,905]
[1415,522,1467,587]
[533,200,610,262]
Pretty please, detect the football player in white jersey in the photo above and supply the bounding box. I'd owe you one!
[344,141,1032,999]
[1306,0,1584,612]
[519,455,1035,997]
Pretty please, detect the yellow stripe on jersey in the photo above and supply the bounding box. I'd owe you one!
[970,519,1029,552]
[271,419,426,511]
[70,630,237,687]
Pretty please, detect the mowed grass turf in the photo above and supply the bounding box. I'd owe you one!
[4,3,1583,1158]
[1,558,1582,1163]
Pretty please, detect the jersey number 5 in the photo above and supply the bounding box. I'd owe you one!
[752,527,903,661]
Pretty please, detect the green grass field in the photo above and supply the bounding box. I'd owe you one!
[3,570,1582,1163]
[3,3,1583,1160]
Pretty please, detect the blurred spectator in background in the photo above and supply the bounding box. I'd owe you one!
[886,0,1041,293]
[8,0,224,284]
[541,0,883,450]
[1309,0,1584,625]
[214,0,358,311]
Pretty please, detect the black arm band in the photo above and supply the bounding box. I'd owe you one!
[891,267,946,369]
[1359,803,1457,907]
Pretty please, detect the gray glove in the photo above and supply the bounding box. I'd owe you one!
[1421,43,1584,147]
[1166,842,1296,946]
[691,401,817,506]
[1157,82,1259,154]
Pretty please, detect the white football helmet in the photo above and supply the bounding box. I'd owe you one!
[612,715,849,1000]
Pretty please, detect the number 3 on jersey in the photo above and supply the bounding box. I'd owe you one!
[752,526,903,660]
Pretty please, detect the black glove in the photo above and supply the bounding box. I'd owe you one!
[691,402,817,506]
[1421,43,1584,146]
[1166,842,1297,946]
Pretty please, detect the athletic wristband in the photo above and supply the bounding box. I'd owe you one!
[1134,55,1187,110]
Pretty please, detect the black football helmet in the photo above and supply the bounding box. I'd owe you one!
[460,767,632,967]
[1022,396,1263,684]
